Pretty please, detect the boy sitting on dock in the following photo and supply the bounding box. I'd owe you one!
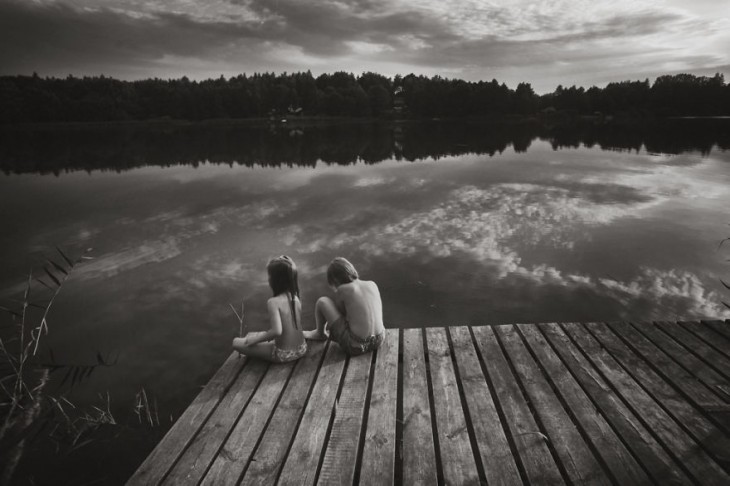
[304,257,385,355]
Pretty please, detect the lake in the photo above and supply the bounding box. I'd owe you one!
[1,118,729,484]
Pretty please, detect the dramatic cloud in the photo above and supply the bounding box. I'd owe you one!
[1,0,728,91]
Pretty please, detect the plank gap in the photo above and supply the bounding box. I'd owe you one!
[493,325,574,485]
[468,326,530,485]
[561,323,706,486]
[234,359,300,483]
[446,327,488,485]
[514,324,620,486]
[421,327,445,485]
[271,340,331,485]
[393,328,404,486]
[611,322,730,436]
[679,321,730,361]
[587,322,730,475]
[653,322,730,382]
[352,350,377,486]
[313,351,351,485]
[162,356,259,485]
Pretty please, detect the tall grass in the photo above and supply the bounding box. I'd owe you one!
[721,235,730,311]
[0,247,91,482]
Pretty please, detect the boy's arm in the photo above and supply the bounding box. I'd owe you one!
[245,300,283,345]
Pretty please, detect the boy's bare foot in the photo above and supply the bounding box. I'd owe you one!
[304,329,328,341]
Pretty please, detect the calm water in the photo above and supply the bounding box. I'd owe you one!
[1,119,729,484]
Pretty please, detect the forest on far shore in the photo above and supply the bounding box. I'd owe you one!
[1,71,729,123]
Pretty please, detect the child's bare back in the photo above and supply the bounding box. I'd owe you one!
[335,280,384,340]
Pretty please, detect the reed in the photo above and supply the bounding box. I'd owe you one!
[229,300,246,336]
[0,247,91,482]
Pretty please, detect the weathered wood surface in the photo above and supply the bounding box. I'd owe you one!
[426,327,480,484]
[359,328,399,485]
[401,328,438,485]
[130,320,730,485]
[242,340,328,486]
[127,352,246,486]
[450,326,522,485]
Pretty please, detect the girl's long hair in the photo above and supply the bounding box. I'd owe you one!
[267,255,300,328]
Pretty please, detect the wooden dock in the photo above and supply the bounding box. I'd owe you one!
[128,320,730,485]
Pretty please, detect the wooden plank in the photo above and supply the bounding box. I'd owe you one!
[705,320,730,341]
[401,328,437,486]
[449,326,522,486]
[681,321,730,359]
[496,325,611,486]
[564,322,730,485]
[162,359,269,484]
[359,328,399,485]
[656,321,730,379]
[472,325,563,484]
[539,323,691,485]
[518,324,650,485]
[276,343,347,486]
[201,361,297,485]
[627,321,729,398]
[240,340,328,486]
[610,322,730,432]
[425,328,480,484]
[127,352,246,486]
[317,351,374,485]
[591,323,730,468]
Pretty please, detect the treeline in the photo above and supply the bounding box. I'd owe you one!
[1,71,729,123]
[2,119,728,175]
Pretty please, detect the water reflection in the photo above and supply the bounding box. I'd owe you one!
[1,119,729,484]
[1,118,729,175]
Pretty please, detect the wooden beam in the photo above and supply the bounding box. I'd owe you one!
[360,329,399,485]
[518,324,649,485]
[449,326,522,486]
[426,327,480,484]
[127,352,246,486]
[317,350,373,485]
[276,343,347,486]
[401,328,437,485]
[539,323,691,485]
[472,325,563,484]
[241,340,328,486]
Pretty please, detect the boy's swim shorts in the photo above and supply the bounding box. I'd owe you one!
[328,317,384,356]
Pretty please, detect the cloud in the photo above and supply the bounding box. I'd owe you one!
[1,0,728,91]
[290,180,728,318]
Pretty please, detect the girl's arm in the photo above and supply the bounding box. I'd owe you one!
[244,299,283,346]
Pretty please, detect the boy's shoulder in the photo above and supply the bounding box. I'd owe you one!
[338,279,377,294]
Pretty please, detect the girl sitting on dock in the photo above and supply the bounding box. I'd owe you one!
[304,257,385,355]
[232,255,307,363]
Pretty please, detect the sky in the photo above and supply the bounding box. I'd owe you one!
[1,0,729,93]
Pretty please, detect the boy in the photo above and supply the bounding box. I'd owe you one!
[304,257,385,355]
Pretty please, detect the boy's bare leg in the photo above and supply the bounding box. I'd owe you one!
[304,296,341,340]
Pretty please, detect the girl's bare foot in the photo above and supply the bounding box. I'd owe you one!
[304,329,328,341]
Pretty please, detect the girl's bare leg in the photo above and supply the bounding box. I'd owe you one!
[304,296,342,340]
[232,339,276,362]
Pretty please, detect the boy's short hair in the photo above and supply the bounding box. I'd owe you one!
[327,257,359,286]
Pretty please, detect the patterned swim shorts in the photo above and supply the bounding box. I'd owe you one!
[328,317,385,356]
[271,341,307,363]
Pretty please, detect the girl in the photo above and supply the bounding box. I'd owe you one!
[232,255,307,363]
